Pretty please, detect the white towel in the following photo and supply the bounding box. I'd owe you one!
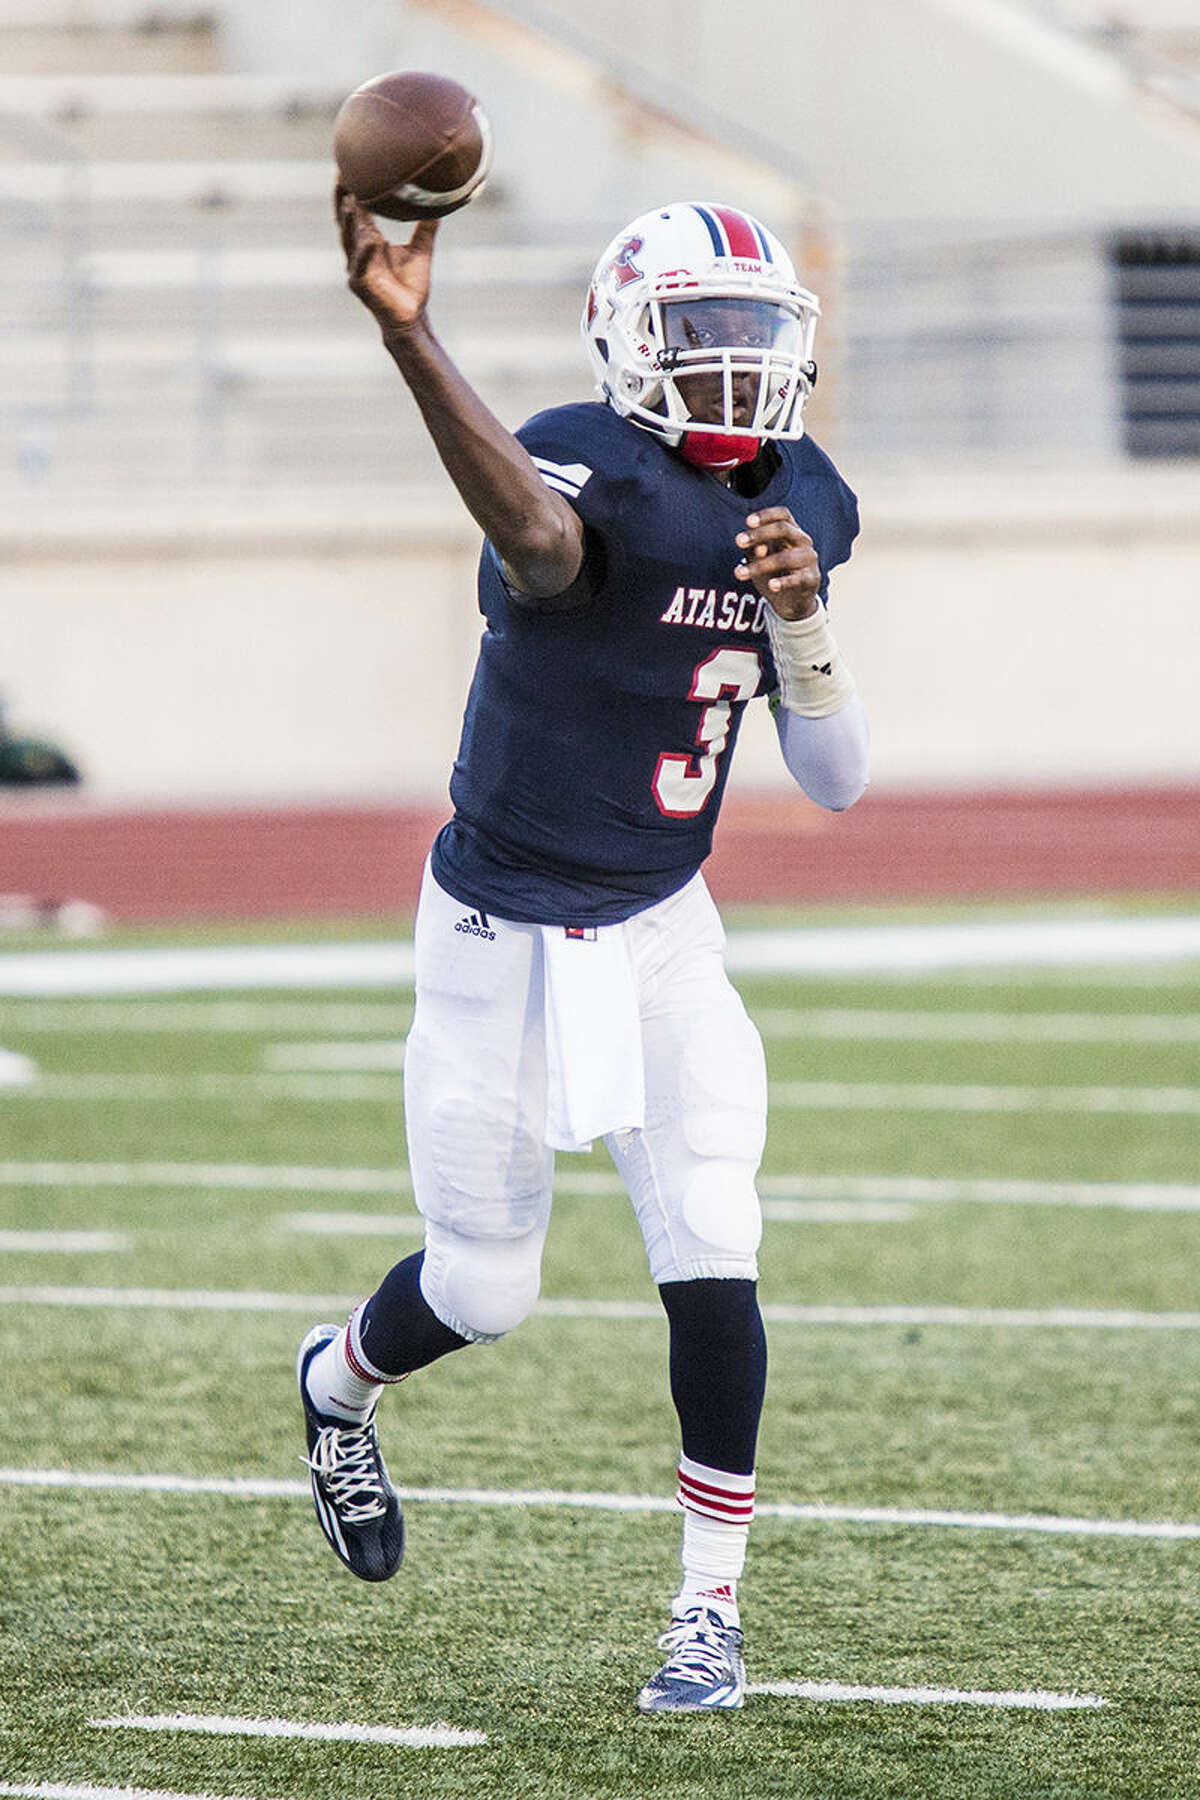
[541,921,645,1152]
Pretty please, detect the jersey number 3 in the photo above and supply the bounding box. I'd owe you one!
[653,647,762,819]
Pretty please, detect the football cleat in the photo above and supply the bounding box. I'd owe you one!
[636,1605,746,1713]
[297,1323,404,1582]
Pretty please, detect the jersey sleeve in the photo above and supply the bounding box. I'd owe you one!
[513,404,640,542]
[812,451,860,594]
[479,405,642,614]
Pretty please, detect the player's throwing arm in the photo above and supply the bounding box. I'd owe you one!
[334,187,585,600]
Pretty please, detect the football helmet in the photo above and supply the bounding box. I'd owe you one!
[582,201,819,466]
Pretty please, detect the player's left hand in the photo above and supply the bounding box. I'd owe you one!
[734,507,822,619]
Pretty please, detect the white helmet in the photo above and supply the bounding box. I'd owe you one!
[582,201,820,463]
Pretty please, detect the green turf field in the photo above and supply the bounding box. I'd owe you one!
[1,907,1199,1800]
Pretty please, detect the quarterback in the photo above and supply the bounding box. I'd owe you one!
[298,193,870,1712]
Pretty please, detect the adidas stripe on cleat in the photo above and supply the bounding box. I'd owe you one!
[637,1605,746,1713]
[297,1323,404,1582]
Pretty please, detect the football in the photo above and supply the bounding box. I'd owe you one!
[333,70,492,222]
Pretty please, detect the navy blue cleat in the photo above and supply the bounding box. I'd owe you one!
[637,1605,746,1713]
[297,1323,404,1582]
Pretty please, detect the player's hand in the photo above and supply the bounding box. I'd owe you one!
[335,183,437,337]
[734,507,822,619]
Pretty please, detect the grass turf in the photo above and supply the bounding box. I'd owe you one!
[1,917,1198,1798]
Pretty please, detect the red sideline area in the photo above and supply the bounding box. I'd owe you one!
[0,785,1197,922]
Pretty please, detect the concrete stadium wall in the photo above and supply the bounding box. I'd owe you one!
[3,504,483,804]
[822,466,1200,792]
[221,0,1200,229]
[456,0,1200,228]
[4,464,1198,805]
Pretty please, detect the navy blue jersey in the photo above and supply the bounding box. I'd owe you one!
[431,402,858,925]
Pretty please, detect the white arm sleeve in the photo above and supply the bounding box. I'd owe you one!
[773,693,870,812]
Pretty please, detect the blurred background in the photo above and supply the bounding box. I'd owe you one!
[1,0,1198,920]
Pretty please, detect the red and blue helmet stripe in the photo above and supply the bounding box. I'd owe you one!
[689,203,774,264]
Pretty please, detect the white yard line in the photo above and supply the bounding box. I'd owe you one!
[760,1302,1200,1329]
[267,1012,1200,1066]
[0,1000,1195,1041]
[0,1000,413,1034]
[727,915,1200,975]
[536,1297,1200,1330]
[0,1161,406,1192]
[265,1041,406,1070]
[760,1200,917,1223]
[0,1162,622,1196]
[89,1713,485,1748]
[760,1501,1200,1538]
[2,1466,1197,1541]
[0,1785,278,1800]
[279,1210,425,1236]
[753,1007,1200,1043]
[264,1015,1200,1065]
[3,1284,1199,1331]
[0,944,417,998]
[746,1680,1105,1709]
[0,1074,401,1102]
[0,1048,36,1087]
[279,1202,912,1231]
[759,1174,1200,1213]
[0,1230,128,1253]
[0,916,1198,998]
[769,1081,1200,1115]
[0,1468,312,1499]
[3,1161,1200,1214]
[3,1072,1198,1113]
[0,1284,356,1313]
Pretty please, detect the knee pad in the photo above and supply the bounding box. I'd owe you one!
[679,1161,763,1268]
[648,1162,762,1283]
[617,1127,764,1285]
[419,1218,546,1343]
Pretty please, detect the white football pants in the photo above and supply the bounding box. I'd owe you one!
[404,862,767,1342]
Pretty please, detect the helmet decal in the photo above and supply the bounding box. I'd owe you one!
[610,234,645,288]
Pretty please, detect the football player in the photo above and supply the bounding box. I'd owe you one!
[298,195,870,1712]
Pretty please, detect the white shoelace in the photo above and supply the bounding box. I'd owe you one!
[654,1611,739,1688]
[304,1422,388,1524]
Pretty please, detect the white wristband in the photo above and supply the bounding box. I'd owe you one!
[764,604,856,718]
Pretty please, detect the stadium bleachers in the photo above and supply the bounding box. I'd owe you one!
[2,0,1199,503]
[0,8,598,497]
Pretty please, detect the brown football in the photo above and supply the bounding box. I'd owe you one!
[333,70,492,221]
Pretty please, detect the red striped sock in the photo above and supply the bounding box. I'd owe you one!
[674,1457,754,1625]
[677,1455,755,1524]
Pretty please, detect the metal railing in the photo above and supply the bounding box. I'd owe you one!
[0,104,95,470]
[5,141,1200,492]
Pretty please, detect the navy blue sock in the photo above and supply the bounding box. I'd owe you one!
[357,1251,470,1377]
[658,1278,767,1475]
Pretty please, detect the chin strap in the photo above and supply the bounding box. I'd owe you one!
[679,430,761,469]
